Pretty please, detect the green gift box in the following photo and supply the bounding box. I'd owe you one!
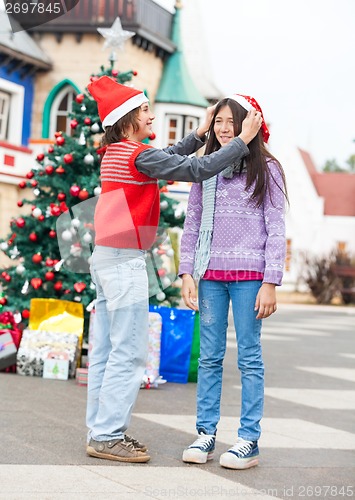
[188,312,200,383]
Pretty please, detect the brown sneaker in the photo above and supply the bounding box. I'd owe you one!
[124,434,148,452]
[87,438,150,463]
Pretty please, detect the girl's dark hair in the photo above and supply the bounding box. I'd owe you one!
[100,107,141,147]
[205,98,288,207]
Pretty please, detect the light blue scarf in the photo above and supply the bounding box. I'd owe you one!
[193,159,244,281]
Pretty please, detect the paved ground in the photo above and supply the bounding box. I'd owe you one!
[1,303,355,499]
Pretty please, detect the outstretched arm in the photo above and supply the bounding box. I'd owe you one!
[136,110,262,182]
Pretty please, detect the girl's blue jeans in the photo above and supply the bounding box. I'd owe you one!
[197,279,264,442]
[87,245,148,442]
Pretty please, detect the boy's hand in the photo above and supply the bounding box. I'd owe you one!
[238,109,262,145]
[181,274,199,311]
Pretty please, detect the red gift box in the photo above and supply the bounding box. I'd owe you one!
[0,328,22,373]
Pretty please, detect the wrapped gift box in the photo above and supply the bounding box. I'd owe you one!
[0,332,17,371]
[76,367,88,386]
[16,329,80,378]
[144,312,163,384]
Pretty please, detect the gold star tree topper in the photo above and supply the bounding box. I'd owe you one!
[97,17,135,50]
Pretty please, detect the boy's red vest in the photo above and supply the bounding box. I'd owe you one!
[94,140,160,249]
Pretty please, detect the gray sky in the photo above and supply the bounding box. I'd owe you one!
[156,0,355,169]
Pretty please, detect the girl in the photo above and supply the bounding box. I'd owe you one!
[85,77,262,463]
[180,94,288,469]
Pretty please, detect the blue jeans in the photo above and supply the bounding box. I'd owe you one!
[87,246,148,442]
[197,279,264,442]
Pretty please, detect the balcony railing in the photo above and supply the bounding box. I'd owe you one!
[15,0,175,54]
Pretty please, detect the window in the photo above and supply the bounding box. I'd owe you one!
[337,241,347,254]
[50,86,76,137]
[0,90,10,141]
[285,238,292,272]
[166,114,199,146]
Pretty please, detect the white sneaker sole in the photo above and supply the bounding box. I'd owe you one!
[219,453,259,470]
[182,449,214,464]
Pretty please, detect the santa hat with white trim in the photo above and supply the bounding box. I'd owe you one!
[87,76,149,130]
[227,93,270,143]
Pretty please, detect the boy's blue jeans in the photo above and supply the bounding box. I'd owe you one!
[87,246,148,442]
[197,279,264,442]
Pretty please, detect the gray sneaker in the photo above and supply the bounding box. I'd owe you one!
[87,437,150,463]
[124,434,148,452]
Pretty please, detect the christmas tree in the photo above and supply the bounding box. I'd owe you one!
[0,20,185,332]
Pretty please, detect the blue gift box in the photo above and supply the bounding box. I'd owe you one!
[149,305,196,384]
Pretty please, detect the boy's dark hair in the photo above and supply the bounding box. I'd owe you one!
[101,107,141,146]
[205,98,288,207]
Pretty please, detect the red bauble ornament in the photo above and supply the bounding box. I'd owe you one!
[51,206,61,217]
[54,131,62,138]
[69,185,80,197]
[75,94,85,104]
[45,271,55,281]
[4,274,11,282]
[70,119,78,129]
[149,132,156,141]
[30,278,43,289]
[112,69,118,77]
[18,181,26,189]
[22,309,30,319]
[55,166,65,175]
[78,189,89,201]
[32,253,43,264]
[48,230,56,239]
[57,192,66,202]
[56,136,65,146]
[16,217,26,228]
[37,153,45,162]
[26,171,34,179]
[29,232,38,242]
[38,215,45,222]
[84,117,91,125]
[45,258,54,267]
[74,282,86,293]
[31,180,38,187]
[0,297,7,306]
[133,71,138,76]
[63,153,73,164]
[17,201,23,207]
[53,281,63,291]
[45,165,54,175]
[48,146,54,153]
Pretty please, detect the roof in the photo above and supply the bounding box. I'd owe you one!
[155,3,208,107]
[299,147,355,216]
[0,12,52,70]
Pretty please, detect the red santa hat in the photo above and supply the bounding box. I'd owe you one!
[87,76,149,129]
[227,93,270,143]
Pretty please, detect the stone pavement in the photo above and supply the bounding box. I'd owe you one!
[1,303,355,499]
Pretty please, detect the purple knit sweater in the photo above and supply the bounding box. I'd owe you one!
[179,160,286,285]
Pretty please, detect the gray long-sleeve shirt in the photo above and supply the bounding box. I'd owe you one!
[135,131,249,183]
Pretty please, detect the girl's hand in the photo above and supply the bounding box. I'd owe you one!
[196,104,217,138]
[255,283,277,319]
[181,274,199,311]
